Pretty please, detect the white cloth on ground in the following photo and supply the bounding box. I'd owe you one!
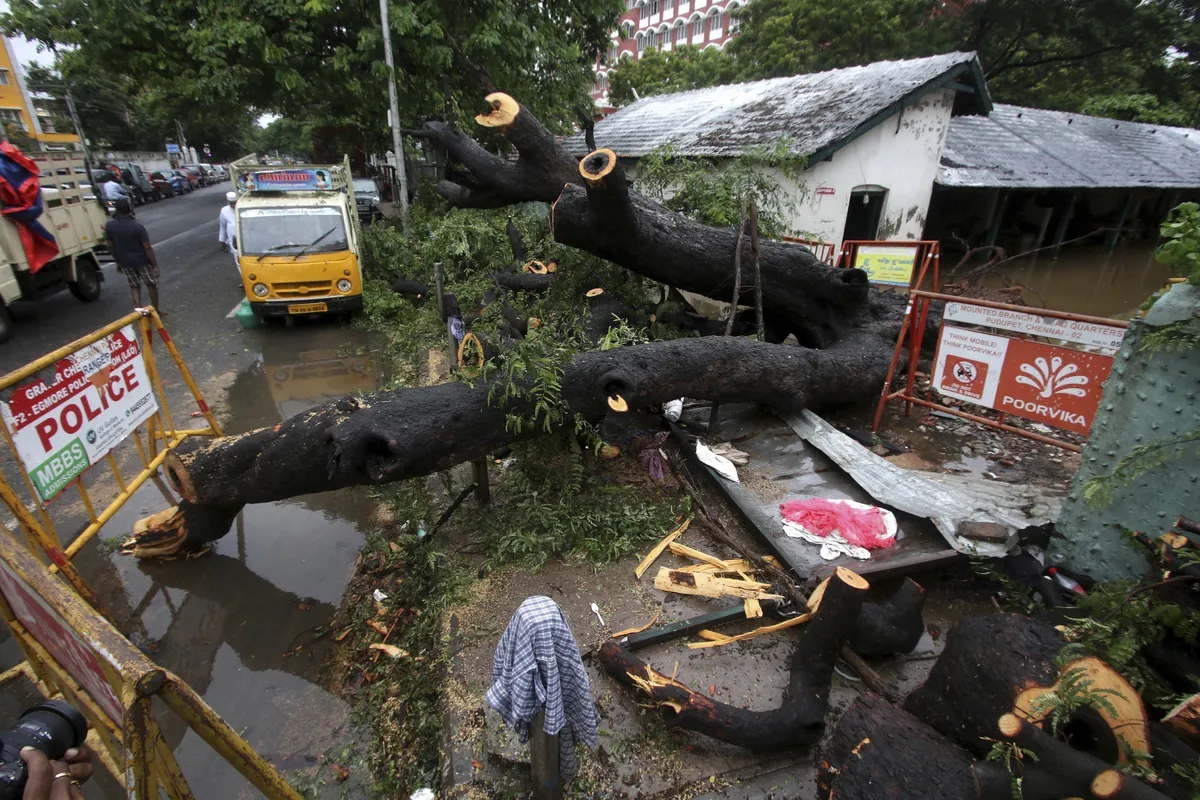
[486,596,598,780]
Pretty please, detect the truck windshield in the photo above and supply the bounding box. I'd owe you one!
[239,207,348,256]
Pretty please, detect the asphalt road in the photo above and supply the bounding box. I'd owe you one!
[0,183,246,375]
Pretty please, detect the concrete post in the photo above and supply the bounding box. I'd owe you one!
[529,709,562,800]
[1049,284,1200,580]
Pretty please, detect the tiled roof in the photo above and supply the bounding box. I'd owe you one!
[565,52,986,159]
[938,103,1200,189]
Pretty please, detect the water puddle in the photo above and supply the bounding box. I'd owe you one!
[51,323,391,796]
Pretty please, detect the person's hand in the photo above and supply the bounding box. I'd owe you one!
[20,746,90,798]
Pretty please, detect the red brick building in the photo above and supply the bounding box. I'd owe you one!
[591,0,747,110]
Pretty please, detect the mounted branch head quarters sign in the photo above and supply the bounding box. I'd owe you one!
[0,325,158,502]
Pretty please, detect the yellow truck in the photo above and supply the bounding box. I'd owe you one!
[229,155,364,321]
[0,152,107,344]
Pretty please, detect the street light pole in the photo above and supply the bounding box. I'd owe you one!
[379,0,411,231]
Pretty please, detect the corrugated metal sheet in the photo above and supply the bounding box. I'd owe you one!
[938,103,1200,188]
[565,52,982,159]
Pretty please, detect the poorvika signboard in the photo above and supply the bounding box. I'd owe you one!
[0,325,157,502]
[931,325,1113,436]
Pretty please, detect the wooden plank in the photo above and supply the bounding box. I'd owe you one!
[634,516,693,579]
[668,541,733,570]
[687,612,813,649]
[653,568,783,601]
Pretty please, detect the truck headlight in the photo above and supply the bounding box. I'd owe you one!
[373,196,380,203]
[253,283,269,297]
[336,279,353,293]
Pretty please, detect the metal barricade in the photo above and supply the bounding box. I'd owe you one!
[872,291,1129,451]
[0,524,302,799]
[0,308,220,604]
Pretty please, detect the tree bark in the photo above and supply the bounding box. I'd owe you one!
[847,578,927,657]
[821,697,1173,800]
[597,567,868,750]
[904,614,1063,755]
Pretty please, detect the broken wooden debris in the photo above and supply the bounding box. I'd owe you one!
[743,598,763,619]
[686,612,813,649]
[600,567,869,750]
[1162,693,1200,752]
[611,609,662,638]
[634,516,693,578]
[653,567,783,601]
[667,541,733,570]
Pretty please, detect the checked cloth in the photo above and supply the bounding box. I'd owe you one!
[486,596,598,779]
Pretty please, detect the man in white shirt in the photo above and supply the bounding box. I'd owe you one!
[101,176,128,202]
[217,191,238,273]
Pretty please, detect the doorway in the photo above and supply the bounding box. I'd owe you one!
[842,187,888,241]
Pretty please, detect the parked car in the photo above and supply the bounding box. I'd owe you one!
[162,170,188,194]
[118,163,157,204]
[149,171,178,198]
[174,168,199,191]
[352,177,383,223]
[200,163,223,182]
[181,164,210,187]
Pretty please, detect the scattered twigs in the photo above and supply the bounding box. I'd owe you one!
[426,482,478,541]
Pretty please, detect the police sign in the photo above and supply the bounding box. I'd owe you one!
[0,325,158,502]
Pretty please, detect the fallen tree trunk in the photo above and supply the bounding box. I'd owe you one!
[904,614,1064,754]
[847,578,926,657]
[133,331,895,554]
[821,696,1173,800]
[597,567,868,750]
[131,92,910,554]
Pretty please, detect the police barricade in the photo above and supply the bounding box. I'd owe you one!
[872,291,1129,451]
[0,308,220,605]
[781,235,837,264]
[0,524,302,799]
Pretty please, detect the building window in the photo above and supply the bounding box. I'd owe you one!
[0,70,10,86]
[639,2,647,20]
[665,0,674,9]
[608,44,620,62]
[709,11,722,32]
[729,10,741,32]
[649,0,659,14]
[0,109,25,130]
[675,25,687,43]
[637,33,647,52]
[626,0,635,8]
[690,17,703,37]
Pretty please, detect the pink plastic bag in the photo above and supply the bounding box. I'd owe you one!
[779,498,894,550]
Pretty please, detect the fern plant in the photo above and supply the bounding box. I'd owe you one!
[984,739,1038,800]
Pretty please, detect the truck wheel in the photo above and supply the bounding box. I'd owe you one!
[69,260,102,302]
[0,301,11,344]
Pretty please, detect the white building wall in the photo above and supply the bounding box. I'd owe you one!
[779,88,955,251]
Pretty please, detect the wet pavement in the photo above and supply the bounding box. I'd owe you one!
[0,186,390,796]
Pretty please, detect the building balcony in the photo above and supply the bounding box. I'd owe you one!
[649,13,659,22]
[662,42,672,51]
[664,8,674,19]
[709,27,722,38]
[639,16,648,27]
[695,0,707,8]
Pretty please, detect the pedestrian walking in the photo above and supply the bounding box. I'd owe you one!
[218,191,239,274]
[104,199,162,313]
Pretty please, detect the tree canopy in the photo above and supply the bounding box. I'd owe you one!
[1,0,622,159]
[608,0,1200,126]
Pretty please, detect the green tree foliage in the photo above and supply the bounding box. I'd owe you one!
[2,0,622,150]
[22,60,259,157]
[635,140,806,237]
[607,0,1200,125]
[251,117,316,162]
[607,46,737,106]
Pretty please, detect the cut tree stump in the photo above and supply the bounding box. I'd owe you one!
[847,577,926,657]
[598,567,868,750]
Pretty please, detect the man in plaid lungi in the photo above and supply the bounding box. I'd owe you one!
[103,199,162,313]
